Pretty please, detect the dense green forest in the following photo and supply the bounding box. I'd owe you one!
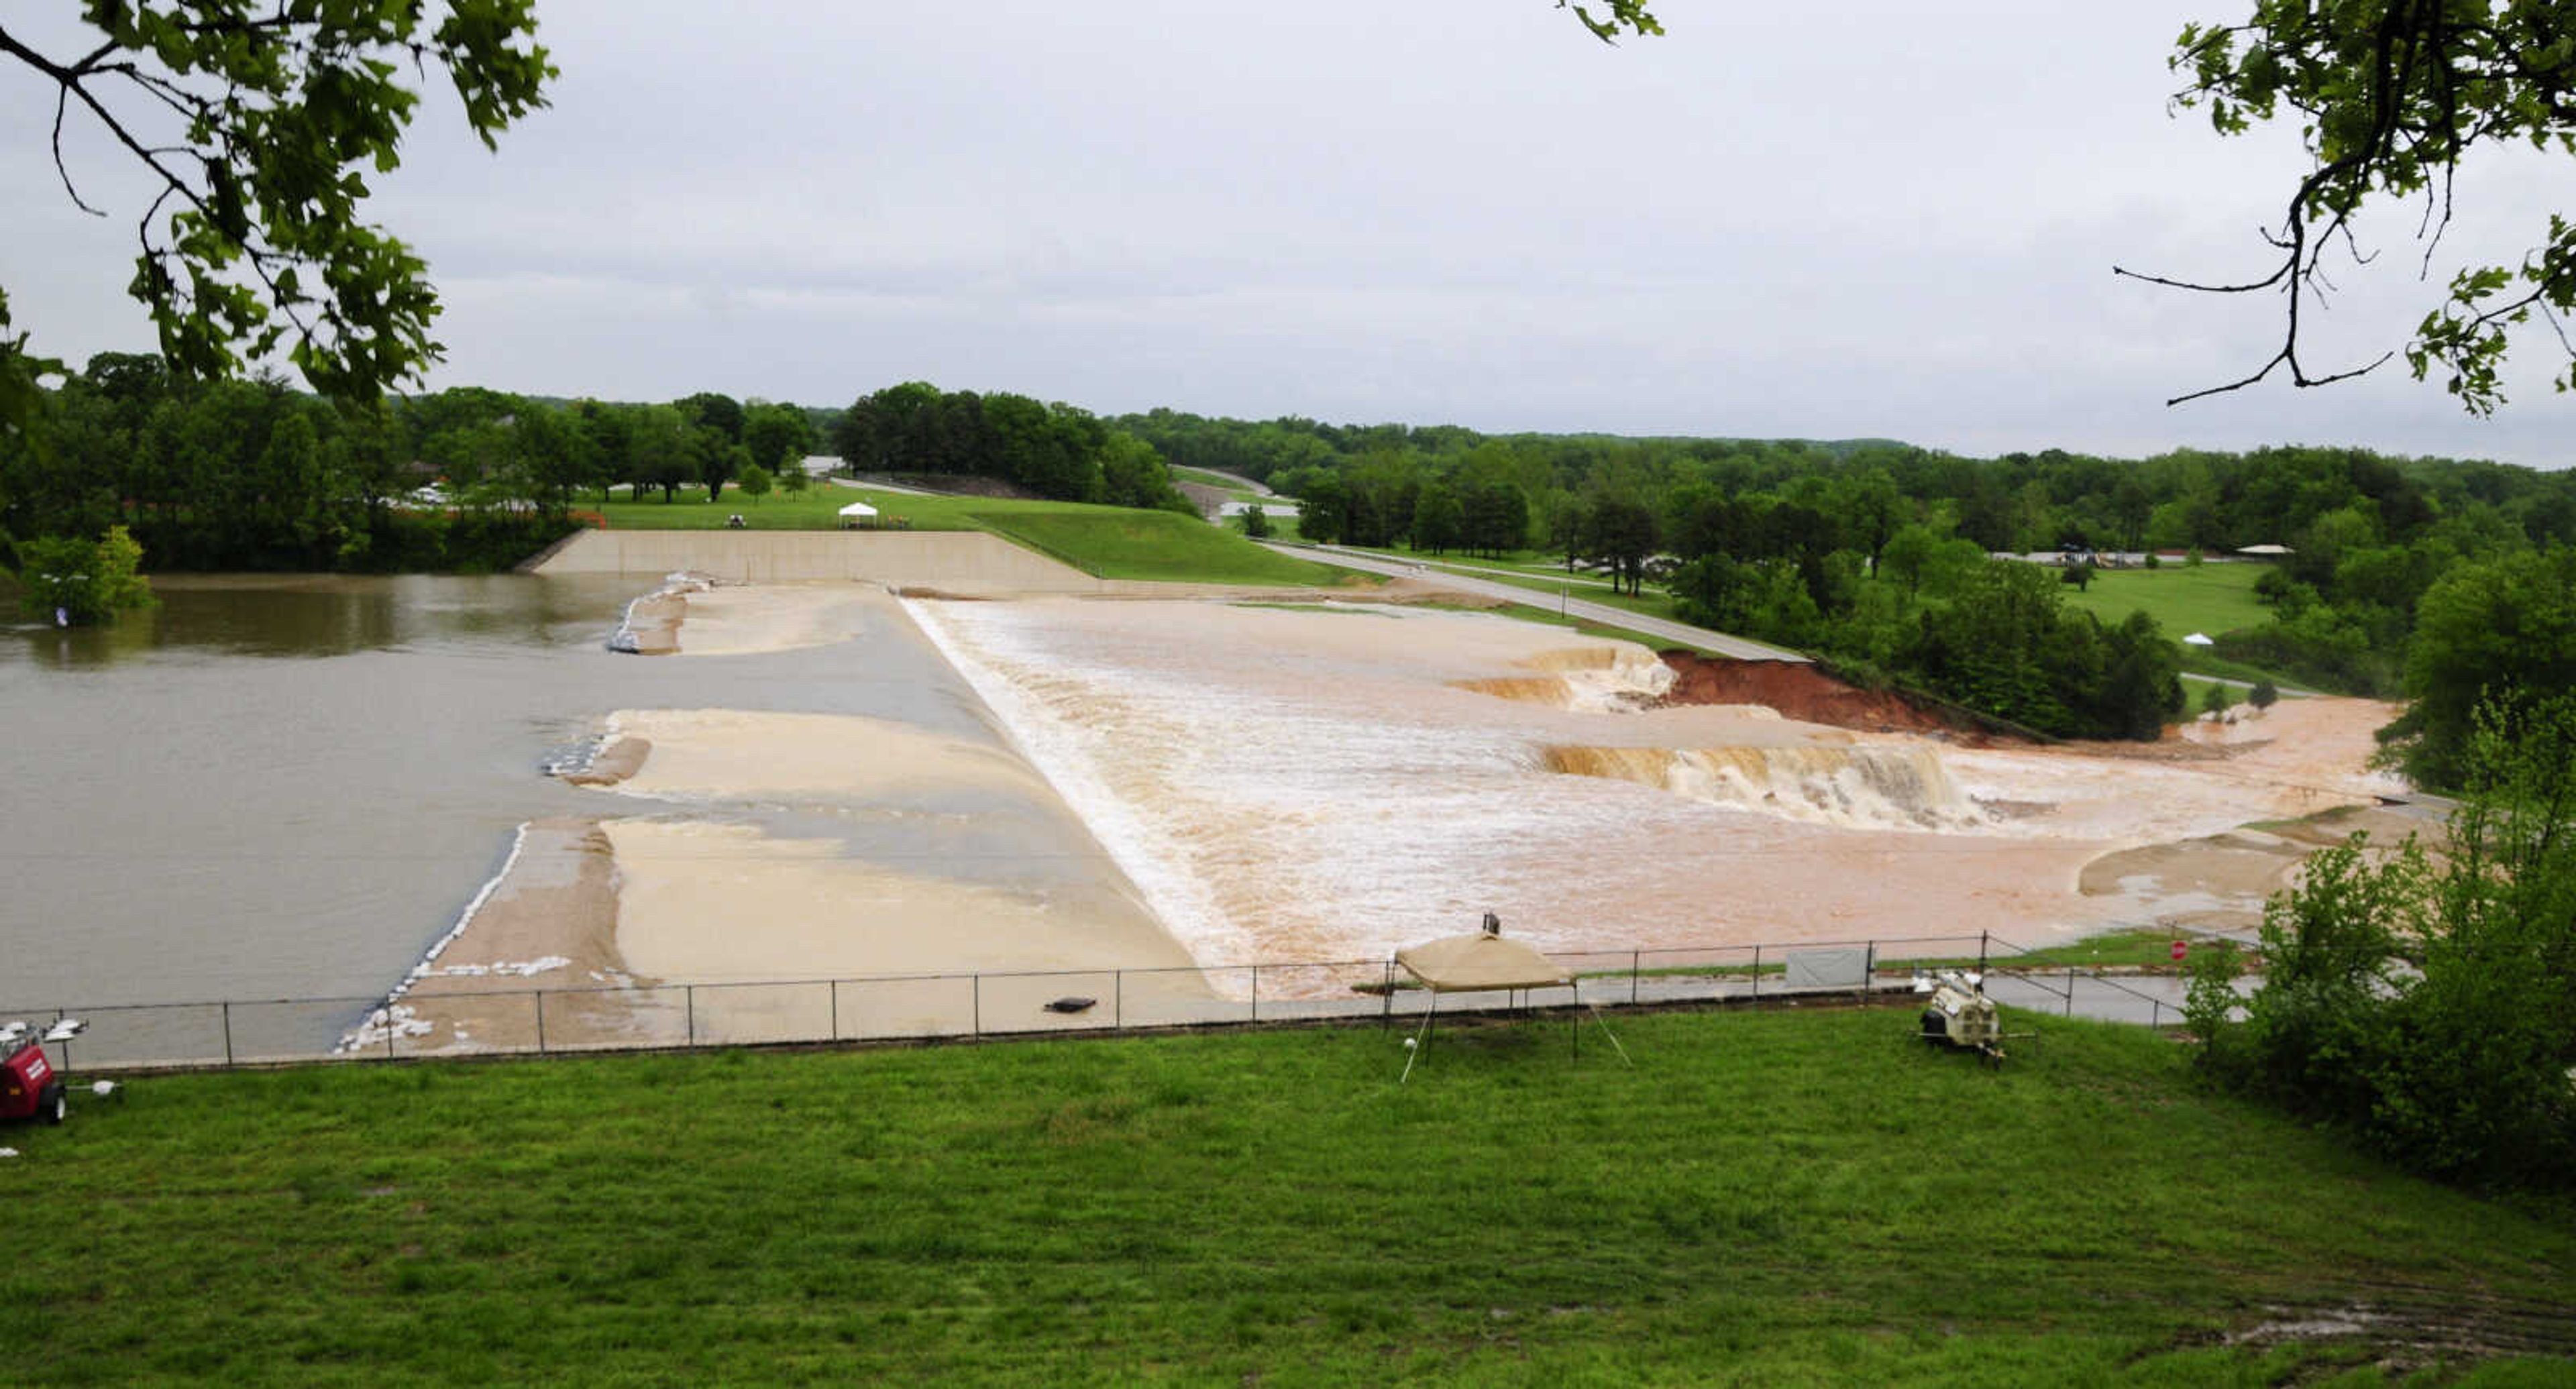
[1120,409,2576,773]
[830,382,1190,513]
[0,355,847,572]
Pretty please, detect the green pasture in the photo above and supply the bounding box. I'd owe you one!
[2061,563,2271,641]
[978,509,1347,586]
[8,1009,2570,1384]
[590,488,1351,588]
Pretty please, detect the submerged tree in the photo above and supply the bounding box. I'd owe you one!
[15,524,154,625]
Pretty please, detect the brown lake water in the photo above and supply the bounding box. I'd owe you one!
[0,574,1000,1011]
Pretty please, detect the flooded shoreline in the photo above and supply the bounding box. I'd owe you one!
[11,570,2414,1044]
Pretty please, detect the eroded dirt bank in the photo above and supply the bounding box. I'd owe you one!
[1654,653,2002,740]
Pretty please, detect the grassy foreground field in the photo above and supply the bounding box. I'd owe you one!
[592,488,1352,588]
[8,1010,2571,1385]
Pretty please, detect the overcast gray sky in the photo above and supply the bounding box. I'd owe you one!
[5,1,2571,465]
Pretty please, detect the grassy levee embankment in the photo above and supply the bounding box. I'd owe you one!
[11,1010,2572,1384]
[973,508,1342,586]
[593,490,1352,588]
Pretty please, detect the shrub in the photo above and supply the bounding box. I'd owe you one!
[13,524,154,624]
[2191,699,2576,1187]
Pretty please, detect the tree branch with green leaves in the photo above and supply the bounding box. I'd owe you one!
[1557,0,1662,43]
[0,1,553,418]
[2121,1,2576,415]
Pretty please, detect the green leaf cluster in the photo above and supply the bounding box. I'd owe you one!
[1558,0,1663,42]
[13,522,154,624]
[1,2,553,402]
[2171,2,2576,412]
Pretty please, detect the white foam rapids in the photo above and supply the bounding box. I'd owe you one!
[1452,643,1678,712]
[867,598,2395,970]
[1540,745,1989,832]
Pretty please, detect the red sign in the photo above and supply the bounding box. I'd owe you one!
[2170,940,2188,962]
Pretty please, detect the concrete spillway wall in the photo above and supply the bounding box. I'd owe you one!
[529,530,1106,592]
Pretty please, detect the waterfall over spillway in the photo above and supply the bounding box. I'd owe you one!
[1542,744,1989,832]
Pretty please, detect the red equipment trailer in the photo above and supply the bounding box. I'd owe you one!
[1,1019,76,1125]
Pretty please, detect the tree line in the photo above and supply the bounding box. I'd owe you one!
[0,355,845,573]
[831,382,1189,513]
[1128,410,2575,769]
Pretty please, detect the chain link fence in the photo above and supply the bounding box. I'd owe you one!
[5,932,2199,1074]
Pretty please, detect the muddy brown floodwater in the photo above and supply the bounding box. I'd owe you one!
[908,596,2406,972]
[360,583,2419,1053]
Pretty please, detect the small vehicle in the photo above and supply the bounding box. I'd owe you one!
[1913,971,2012,1065]
[1,1019,84,1125]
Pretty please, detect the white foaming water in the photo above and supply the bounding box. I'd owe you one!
[337,820,533,1053]
[907,601,1661,965]
[606,571,715,653]
[1453,643,1679,712]
[1544,745,1990,832]
[888,599,2396,971]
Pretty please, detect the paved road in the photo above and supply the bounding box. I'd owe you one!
[828,474,947,496]
[1188,467,1275,496]
[1419,557,1630,593]
[1266,541,1809,663]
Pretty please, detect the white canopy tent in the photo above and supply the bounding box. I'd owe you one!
[837,500,879,529]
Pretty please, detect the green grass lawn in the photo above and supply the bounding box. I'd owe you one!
[2180,673,2229,712]
[2056,565,2320,696]
[9,1011,2570,1384]
[591,487,1352,588]
[2062,564,2271,641]
[975,508,1348,586]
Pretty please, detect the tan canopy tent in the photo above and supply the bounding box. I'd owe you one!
[1393,917,1627,1081]
[1395,933,1572,993]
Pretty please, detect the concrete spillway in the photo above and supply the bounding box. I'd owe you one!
[529,530,1108,592]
